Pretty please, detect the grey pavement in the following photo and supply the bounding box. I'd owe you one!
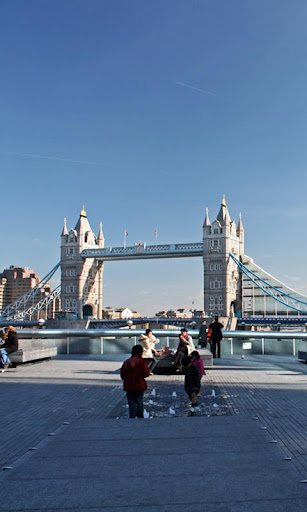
[0,353,307,511]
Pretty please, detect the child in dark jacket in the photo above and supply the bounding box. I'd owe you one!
[120,344,150,418]
[184,356,201,407]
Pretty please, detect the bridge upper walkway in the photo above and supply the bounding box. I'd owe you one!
[0,354,307,510]
[81,242,203,260]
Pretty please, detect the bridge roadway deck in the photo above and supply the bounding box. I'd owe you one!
[0,354,307,511]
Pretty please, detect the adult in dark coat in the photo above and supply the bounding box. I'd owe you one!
[3,327,19,353]
[209,316,224,358]
[0,326,18,370]
[120,344,150,418]
[198,321,207,348]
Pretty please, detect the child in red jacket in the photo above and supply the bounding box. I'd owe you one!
[120,344,150,418]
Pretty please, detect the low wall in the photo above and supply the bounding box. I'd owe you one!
[18,336,182,355]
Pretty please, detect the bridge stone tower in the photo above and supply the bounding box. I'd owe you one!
[203,196,244,318]
[60,208,104,319]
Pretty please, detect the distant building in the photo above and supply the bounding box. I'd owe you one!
[0,265,58,319]
[102,307,141,319]
[0,278,6,310]
[160,309,194,319]
[203,197,244,317]
[60,208,104,319]
[0,266,40,305]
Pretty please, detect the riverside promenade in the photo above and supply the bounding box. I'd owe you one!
[0,353,307,511]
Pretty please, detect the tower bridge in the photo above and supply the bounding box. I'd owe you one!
[1,197,307,322]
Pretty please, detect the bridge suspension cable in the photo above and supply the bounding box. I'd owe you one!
[230,253,307,314]
[0,263,60,320]
[11,286,61,321]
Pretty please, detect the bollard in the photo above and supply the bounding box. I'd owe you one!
[262,338,265,355]
[66,336,70,355]
[134,336,137,345]
[100,337,104,355]
[166,336,169,348]
[230,338,233,356]
[293,338,296,356]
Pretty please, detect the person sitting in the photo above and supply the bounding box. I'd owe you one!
[0,326,18,372]
[138,328,159,374]
[174,328,195,372]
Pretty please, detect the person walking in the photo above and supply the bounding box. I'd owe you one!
[120,344,150,418]
[0,326,18,372]
[184,356,201,408]
[138,328,159,374]
[209,316,224,358]
[190,350,205,378]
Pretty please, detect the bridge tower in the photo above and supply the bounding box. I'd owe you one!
[203,196,244,318]
[60,208,104,319]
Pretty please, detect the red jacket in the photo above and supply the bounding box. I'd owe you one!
[120,355,150,391]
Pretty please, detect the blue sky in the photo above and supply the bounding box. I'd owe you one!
[1,0,307,315]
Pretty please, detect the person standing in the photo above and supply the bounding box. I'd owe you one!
[138,328,159,374]
[120,345,150,418]
[0,326,18,371]
[209,316,224,358]
[198,321,207,348]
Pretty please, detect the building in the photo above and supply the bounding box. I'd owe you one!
[0,266,58,319]
[0,266,41,305]
[102,307,141,319]
[0,278,6,310]
[61,199,245,321]
[203,197,244,317]
[60,208,104,319]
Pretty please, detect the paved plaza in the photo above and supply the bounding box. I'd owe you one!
[0,353,307,511]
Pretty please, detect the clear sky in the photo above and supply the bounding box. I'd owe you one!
[1,0,307,315]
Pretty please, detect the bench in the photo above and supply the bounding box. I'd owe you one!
[9,347,58,364]
[298,351,307,363]
[153,348,213,375]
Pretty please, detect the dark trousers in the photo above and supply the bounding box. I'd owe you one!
[210,339,221,358]
[126,390,144,418]
[174,347,188,370]
[144,356,157,372]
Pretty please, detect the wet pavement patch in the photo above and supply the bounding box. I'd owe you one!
[107,383,233,419]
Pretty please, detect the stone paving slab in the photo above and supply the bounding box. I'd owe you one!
[9,449,283,481]
[5,501,307,512]
[1,416,307,511]
[58,415,268,438]
[0,354,307,511]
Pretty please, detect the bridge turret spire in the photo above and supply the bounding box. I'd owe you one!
[216,194,231,225]
[75,206,92,237]
[203,207,211,227]
[237,212,244,232]
[237,212,244,256]
[97,222,104,248]
[61,218,68,236]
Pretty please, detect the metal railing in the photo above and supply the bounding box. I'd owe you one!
[16,328,307,357]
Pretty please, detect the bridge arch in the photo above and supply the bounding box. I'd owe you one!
[83,304,93,318]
